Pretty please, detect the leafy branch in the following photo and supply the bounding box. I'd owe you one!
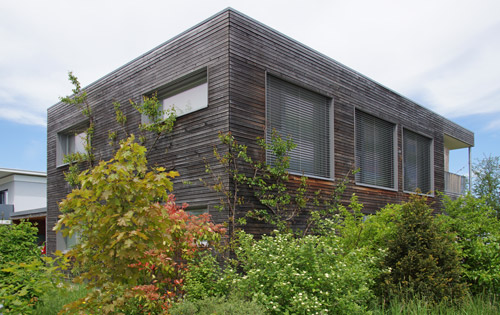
[130,93,176,154]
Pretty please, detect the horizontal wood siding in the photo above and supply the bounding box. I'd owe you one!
[226,9,474,233]
[46,11,232,253]
[47,8,475,249]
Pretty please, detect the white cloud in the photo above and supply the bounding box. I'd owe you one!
[0,107,46,127]
[1,0,500,127]
[485,119,500,131]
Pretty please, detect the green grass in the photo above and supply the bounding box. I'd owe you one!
[29,285,498,315]
[372,294,499,315]
[33,283,88,315]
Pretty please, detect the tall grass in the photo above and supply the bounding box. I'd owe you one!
[33,283,88,315]
[372,294,499,315]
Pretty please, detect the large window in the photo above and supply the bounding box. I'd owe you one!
[56,130,86,166]
[355,110,396,189]
[403,129,433,193]
[266,75,331,178]
[161,69,208,117]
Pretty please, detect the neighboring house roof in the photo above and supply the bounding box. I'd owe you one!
[0,168,47,221]
[9,207,47,220]
[0,168,46,179]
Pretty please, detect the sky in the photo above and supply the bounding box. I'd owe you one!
[0,0,499,176]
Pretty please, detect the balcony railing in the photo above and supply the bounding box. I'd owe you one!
[444,171,467,196]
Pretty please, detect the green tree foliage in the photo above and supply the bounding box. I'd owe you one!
[129,92,176,152]
[55,136,225,314]
[204,131,345,235]
[472,155,500,216]
[378,194,467,303]
[0,221,40,264]
[204,131,303,234]
[440,193,500,294]
[0,222,68,314]
[60,72,95,168]
[60,73,177,186]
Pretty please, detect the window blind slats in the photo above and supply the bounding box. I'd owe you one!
[355,110,395,188]
[266,76,330,178]
[403,129,432,193]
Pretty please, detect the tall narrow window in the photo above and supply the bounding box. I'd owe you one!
[266,75,331,178]
[404,129,433,193]
[160,69,208,117]
[355,110,396,189]
[0,190,7,204]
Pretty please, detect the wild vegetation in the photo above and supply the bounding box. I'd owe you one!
[1,73,498,313]
[2,135,500,314]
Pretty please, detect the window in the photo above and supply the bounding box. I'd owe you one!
[266,75,332,178]
[355,110,396,189]
[403,129,433,193]
[0,190,7,204]
[160,69,208,117]
[56,229,79,252]
[56,130,86,166]
[186,206,208,216]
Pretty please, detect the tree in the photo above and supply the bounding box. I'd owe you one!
[60,72,176,186]
[440,193,500,295]
[377,194,467,303]
[55,136,225,313]
[472,155,500,216]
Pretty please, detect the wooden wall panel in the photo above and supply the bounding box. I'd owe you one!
[226,9,474,234]
[47,11,232,253]
[47,8,475,250]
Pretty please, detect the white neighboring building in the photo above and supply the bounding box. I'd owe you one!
[0,168,46,244]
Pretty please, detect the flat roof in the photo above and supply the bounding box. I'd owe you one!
[0,168,46,180]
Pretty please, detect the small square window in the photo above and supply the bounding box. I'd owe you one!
[56,130,86,166]
[56,229,79,252]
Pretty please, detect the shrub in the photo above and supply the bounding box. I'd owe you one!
[0,222,67,314]
[231,231,380,314]
[440,193,500,294]
[0,221,40,264]
[183,250,237,300]
[33,283,88,315]
[377,194,468,303]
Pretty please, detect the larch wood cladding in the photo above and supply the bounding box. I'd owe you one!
[47,8,473,252]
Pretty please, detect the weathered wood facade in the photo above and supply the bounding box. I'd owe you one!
[47,8,474,253]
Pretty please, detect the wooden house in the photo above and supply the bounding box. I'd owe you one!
[46,8,474,253]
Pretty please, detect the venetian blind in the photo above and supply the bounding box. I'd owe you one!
[355,110,395,188]
[403,129,432,193]
[266,76,331,178]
